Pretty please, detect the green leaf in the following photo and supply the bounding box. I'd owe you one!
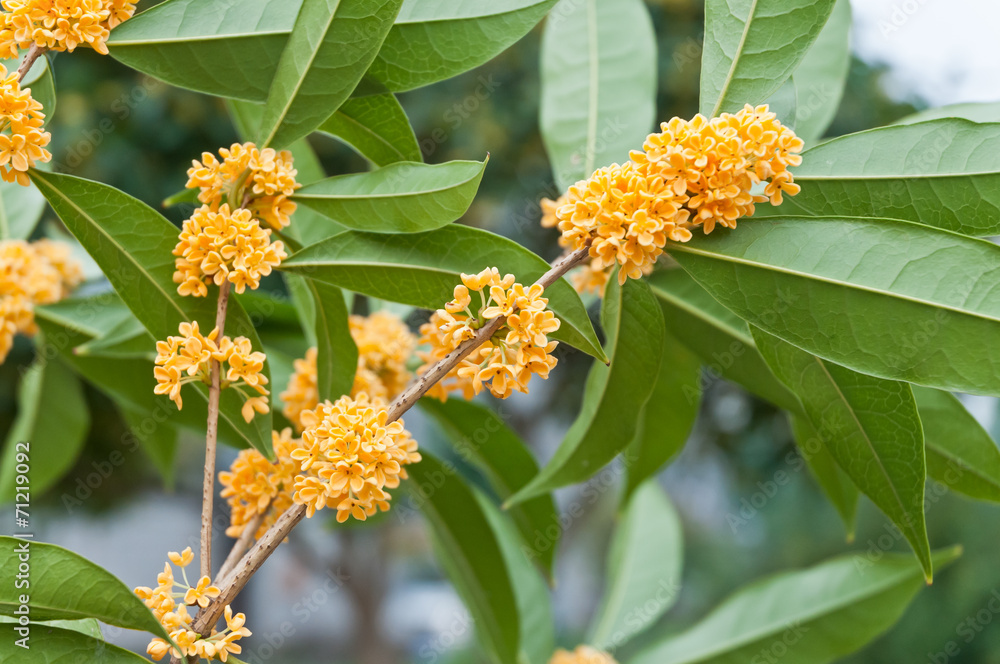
[293,160,487,233]
[590,481,683,650]
[258,0,404,149]
[280,225,606,361]
[306,279,357,401]
[0,358,89,502]
[763,77,797,128]
[628,547,961,664]
[788,413,859,539]
[751,327,931,580]
[27,171,273,456]
[647,269,800,412]
[913,386,1000,503]
[700,0,836,117]
[667,216,1000,398]
[789,0,851,144]
[122,406,180,489]
[419,398,559,575]
[894,102,1000,125]
[0,537,168,637]
[0,616,102,640]
[318,93,422,166]
[161,187,199,208]
[2,52,56,125]
[539,0,656,189]
[781,120,1000,235]
[0,623,150,662]
[0,178,46,241]
[509,278,664,503]
[75,315,153,360]
[623,327,700,500]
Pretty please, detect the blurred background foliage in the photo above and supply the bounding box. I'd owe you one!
[5,1,1000,663]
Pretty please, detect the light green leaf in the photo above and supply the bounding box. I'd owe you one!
[318,93,422,166]
[914,386,1000,503]
[782,120,1000,235]
[763,77,797,128]
[280,225,606,361]
[628,547,961,664]
[539,0,656,189]
[75,315,153,360]
[293,160,486,233]
[0,537,168,637]
[307,279,357,401]
[0,616,102,640]
[700,0,836,117]
[28,171,273,457]
[590,481,682,650]
[0,178,46,241]
[0,623,150,662]
[894,102,1000,125]
[647,269,800,412]
[623,327,700,500]
[509,277,664,503]
[258,0,404,149]
[419,398,559,576]
[788,413,859,539]
[667,216,1000,398]
[789,0,851,144]
[0,358,89,502]
[751,327,931,579]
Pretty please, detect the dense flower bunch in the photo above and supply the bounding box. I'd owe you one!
[291,392,420,522]
[153,321,270,422]
[186,142,300,230]
[417,268,560,400]
[549,646,618,664]
[172,203,287,297]
[280,311,416,431]
[219,428,299,540]
[135,547,251,662]
[0,238,81,362]
[0,64,51,185]
[542,104,803,286]
[0,0,136,57]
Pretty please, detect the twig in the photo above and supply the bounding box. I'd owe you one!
[200,281,232,581]
[16,44,46,83]
[216,506,268,583]
[191,246,592,635]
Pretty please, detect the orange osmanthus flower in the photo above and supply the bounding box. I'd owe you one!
[0,0,137,57]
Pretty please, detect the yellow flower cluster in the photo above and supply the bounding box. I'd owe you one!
[186,142,300,230]
[0,64,50,186]
[0,0,136,57]
[0,238,81,362]
[417,268,560,400]
[549,646,618,664]
[135,547,251,662]
[291,392,420,522]
[153,321,270,422]
[219,428,299,541]
[280,311,416,431]
[172,203,287,298]
[542,104,802,286]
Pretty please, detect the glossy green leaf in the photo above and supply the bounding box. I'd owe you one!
[539,0,656,189]
[782,120,1000,235]
[419,398,559,575]
[590,481,683,649]
[0,537,168,637]
[788,413,859,539]
[764,78,797,128]
[258,0,404,148]
[647,269,800,412]
[894,102,1000,125]
[700,0,836,116]
[307,279,357,401]
[0,616,102,641]
[280,225,606,361]
[509,278,664,503]
[318,93,422,166]
[75,315,153,360]
[914,386,1000,503]
[122,406,179,489]
[28,171,272,456]
[751,327,931,579]
[629,547,961,664]
[0,358,89,502]
[293,160,486,233]
[790,0,851,144]
[0,623,149,662]
[624,327,700,500]
[668,216,1000,398]
[0,178,46,241]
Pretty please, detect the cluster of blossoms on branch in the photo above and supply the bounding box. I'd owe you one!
[0,0,135,56]
[549,646,618,664]
[0,63,50,185]
[0,238,81,362]
[543,104,803,290]
[135,547,250,662]
[418,267,560,400]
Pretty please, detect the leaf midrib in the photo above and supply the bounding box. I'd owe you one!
[324,111,406,162]
[294,163,484,200]
[710,0,761,118]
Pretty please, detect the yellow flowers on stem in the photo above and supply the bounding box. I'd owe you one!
[549,646,619,664]
[0,63,50,185]
[219,428,299,540]
[0,0,136,56]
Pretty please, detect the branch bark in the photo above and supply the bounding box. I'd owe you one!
[16,44,46,83]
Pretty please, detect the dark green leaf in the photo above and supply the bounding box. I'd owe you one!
[75,315,153,360]
[121,407,179,489]
[0,623,150,662]
[788,413,859,539]
[788,0,850,144]
[318,93,421,166]
[307,279,357,401]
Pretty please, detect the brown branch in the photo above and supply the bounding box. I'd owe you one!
[216,506,268,583]
[16,44,46,83]
[191,246,592,635]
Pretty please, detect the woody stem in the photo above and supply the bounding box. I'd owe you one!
[201,280,231,582]
[16,44,46,83]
